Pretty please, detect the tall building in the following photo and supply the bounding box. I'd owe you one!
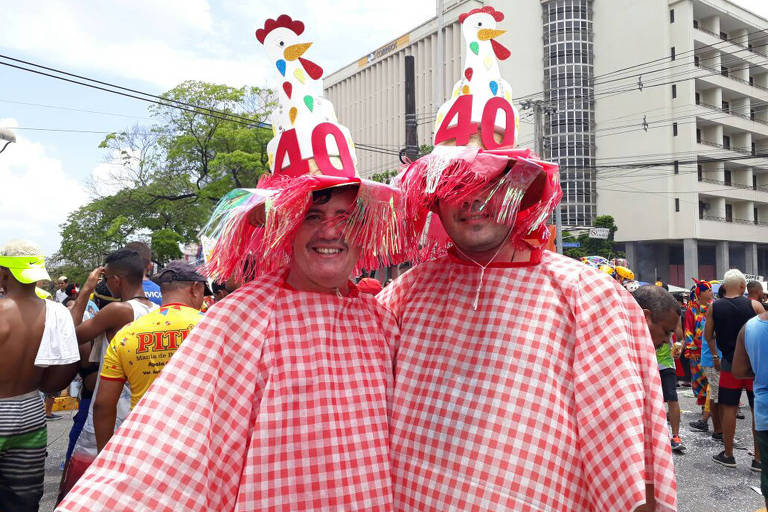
[324,0,768,285]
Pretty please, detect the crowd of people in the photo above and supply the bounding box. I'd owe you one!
[1,8,768,512]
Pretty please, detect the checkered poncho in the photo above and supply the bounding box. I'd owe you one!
[57,272,396,511]
[378,249,677,512]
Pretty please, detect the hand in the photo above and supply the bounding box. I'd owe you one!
[83,266,104,291]
[714,358,721,371]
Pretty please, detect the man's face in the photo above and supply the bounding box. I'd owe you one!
[699,289,713,304]
[436,193,511,257]
[644,309,680,348]
[287,187,361,292]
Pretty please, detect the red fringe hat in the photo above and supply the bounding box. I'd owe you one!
[201,16,413,283]
[395,7,562,260]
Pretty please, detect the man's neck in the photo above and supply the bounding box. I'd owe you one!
[6,286,38,301]
[285,271,351,296]
[724,293,742,299]
[121,285,148,302]
[453,239,524,266]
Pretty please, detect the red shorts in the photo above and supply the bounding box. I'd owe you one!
[718,370,754,407]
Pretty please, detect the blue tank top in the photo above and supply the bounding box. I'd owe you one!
[744,315,768,431]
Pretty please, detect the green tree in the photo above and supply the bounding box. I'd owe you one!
[55,81,276,273]
[563,215,623,260]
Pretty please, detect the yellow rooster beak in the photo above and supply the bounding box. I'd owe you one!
[477,29,506,41]
[284,42,312,61]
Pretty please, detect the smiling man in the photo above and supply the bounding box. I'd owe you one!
[57,15,410,512]
[378,6,676,512]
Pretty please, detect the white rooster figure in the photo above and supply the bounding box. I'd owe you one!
[434,6,519,144]
[257,14,353,172]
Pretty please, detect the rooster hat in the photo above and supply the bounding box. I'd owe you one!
[201,15,412,283]
[395,6,562,259]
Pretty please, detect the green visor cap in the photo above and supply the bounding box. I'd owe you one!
[0,255,51,284]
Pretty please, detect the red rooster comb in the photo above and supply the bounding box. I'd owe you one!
[255,14,305,44]
[458,6,504,24]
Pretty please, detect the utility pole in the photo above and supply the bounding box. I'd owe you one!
[404,56,418,162]
[434,0,444,117]
[520,99,562,254]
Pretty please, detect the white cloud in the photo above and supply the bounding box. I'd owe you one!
[0,0,256,90]
[0,1,436,91]
[0,119,89,256]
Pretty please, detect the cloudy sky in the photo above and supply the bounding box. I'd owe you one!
[1,0,767,255]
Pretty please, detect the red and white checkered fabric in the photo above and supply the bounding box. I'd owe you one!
[378,250,677,512]
[57,272,396,512]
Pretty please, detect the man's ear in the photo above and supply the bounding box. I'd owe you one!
[643,308,653,326]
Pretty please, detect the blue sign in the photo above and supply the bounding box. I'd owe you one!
[563,242,581,248]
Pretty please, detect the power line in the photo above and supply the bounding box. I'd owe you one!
[0,53,264,128]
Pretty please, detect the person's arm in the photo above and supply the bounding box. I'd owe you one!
[632,484,656,512]
[732,325,753,379]
[93,378,124,453]
[39,363,79,394]
[703,306,715,348]
[70,266,102,326]
[73,303,128,343]
[704,311,721,371]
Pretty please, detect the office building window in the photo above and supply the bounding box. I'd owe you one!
[670,9,675,23]
[720,31,728,41]
[725,204,733,222]
[756,207,760,223]
[674,160,679,174]
[755,176,759,190]
[722,100,730,112]
[670,47,675,61]
[699,201,705,219]
[696,128,702,143]
[721,66,729,77]
[673,122,678,136]
[724,169,732,185]
[723,135,731,149]
[672,84,677,98]
[697,164,703,181]
[693,19,699,29]
[675,198,680,212]
[694,55,700,67]
[695,92,701,104]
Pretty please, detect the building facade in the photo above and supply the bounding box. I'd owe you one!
[324,0,768,285]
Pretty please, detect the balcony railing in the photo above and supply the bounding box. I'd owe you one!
[701,214,766,225]
[698,139,754,155]
[696,63,768,92]
[699,177,754,190]
[698,102,768,127]
[694,25,768,58]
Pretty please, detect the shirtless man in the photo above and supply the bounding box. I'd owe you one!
[0,240,79,511]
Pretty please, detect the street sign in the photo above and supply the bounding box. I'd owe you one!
[588,227,610,239]
[562,242,581,248]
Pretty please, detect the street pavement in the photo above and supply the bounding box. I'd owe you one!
[37,388,768,511]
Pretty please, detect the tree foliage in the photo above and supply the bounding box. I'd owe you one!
[563,215,623,260]
[55,81,276,272]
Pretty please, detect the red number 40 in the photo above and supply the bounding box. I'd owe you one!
[434,95,516,149]
[273,123,355,178]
